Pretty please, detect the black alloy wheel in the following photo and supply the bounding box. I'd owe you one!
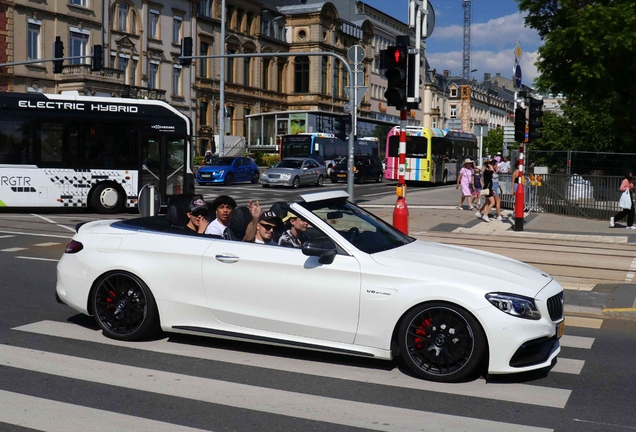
[377,172,383,183]
[316,175,324,186]
[224,173,235,186]
[292,176,300,188]
[91,272,159,341]
[358,173,366,184]
[399,302,485,382]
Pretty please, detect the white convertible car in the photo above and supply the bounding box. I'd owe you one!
[56,190,565,383]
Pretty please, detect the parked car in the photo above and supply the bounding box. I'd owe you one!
[261,157,326,188]
[55,190,565,383]
[330,155,384,184]
[197,156,259,186]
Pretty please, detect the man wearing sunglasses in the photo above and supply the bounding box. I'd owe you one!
[186,198,210,234]
[254,211,282,245]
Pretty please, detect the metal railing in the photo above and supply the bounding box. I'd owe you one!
[497,174,623,220]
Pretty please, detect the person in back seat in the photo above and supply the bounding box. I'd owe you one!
[186,197,210,234]
[204,195,260,241]
[278,212,309,248]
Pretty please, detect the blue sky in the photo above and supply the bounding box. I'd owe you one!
[364,0,543,85]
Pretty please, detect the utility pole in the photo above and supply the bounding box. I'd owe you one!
[218,0,226,156]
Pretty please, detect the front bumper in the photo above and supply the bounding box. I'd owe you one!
[330,172,356,182]
[197,172,226,183]
[260,176,293,186]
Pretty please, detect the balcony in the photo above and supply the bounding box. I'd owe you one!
[60,64,125,85]
[121,85,166,101]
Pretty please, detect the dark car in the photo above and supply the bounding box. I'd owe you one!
[196,156,259,186]
[330,155,384,184]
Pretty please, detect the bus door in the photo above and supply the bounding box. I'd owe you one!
[140,135,187,202]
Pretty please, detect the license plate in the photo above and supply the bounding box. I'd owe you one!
[556,321,565,338]
[337,174,346,177]
[200,174,211,178]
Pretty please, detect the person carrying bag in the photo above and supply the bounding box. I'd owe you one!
[610,172,635,229]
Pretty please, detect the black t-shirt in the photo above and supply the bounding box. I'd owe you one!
[483,170,493,190]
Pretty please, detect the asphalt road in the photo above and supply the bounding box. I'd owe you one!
[1,207,636,430]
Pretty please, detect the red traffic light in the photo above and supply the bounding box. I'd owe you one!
[394,50,401,63]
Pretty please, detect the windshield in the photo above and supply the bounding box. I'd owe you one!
[275,159,303,169]
[208,157,235,166]
[300,200,414,254]
[336,157,364,166]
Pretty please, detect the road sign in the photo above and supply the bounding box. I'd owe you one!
[514,42,523,61]
[344,86,368,107]
[515,64,522,89]
[503,124,515,143]
[347,45,365,63]
[343,103,350,113]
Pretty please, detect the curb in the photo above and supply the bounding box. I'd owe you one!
[565,305,636,321]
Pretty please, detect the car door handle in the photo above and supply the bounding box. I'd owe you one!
[215,254,239,263]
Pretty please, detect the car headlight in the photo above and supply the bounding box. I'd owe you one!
[280,173,291,180]
[485,292,541,320]
[260,173,267,178]
[215,170,225,176]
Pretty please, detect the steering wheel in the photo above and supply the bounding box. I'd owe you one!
[346,227,360,242]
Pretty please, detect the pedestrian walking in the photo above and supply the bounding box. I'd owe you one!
[610,172,635,229]
[476,163,495,222]
[472,167,483,208]
[490,160,502,220]
[456,159,475,210]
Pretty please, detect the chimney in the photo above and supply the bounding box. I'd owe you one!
[495,72,501,77]
[484,73,490,80]
[494,80,498,92]
[443,70,449,77]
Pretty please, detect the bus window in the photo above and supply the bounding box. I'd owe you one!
[83,122,137,170]
[388,136,427,158]
[0,119,34,165]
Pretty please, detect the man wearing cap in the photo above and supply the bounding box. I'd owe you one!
[278,212,309,248]
[186,197,210,234]
[254,211,282,245]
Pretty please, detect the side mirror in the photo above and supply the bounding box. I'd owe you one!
[302,237,336,264]
[303,166,308,170]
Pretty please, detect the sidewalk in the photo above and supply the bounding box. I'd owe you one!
[360,188,636,321]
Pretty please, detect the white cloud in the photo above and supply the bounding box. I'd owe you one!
[430,12,541,51]
[427,49,540,86]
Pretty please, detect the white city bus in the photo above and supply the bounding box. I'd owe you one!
[0,92,194,213]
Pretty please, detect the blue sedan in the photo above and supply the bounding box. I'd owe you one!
[197,156,260,186]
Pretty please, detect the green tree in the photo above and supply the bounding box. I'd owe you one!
[517,0,636,151]
[482,127,504,155]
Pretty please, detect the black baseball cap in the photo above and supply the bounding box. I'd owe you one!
[259,211,281,224]
[188,198,208,216]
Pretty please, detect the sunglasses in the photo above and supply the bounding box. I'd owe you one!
[191,210,208,217]
[259,223,276,231]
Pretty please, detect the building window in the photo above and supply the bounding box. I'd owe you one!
[236,10,244,32]
[149,9,160,39]
[199,101,208,126]
[197,0,212,17]
[27,22,41,61]
[149,62,159,88]
[69,0,87,7]
[450,105,457,118]
[262,59,269,90]
[321,57,328,94]
[69,31,89,65]
[199,42,209,78]
[118,3,128,32]
[294,56,309,93]
[450,88,458,97]
[173,16,182,44]
[131,58,138,85]
[226,49,235,84]
[173,65,182,95]
[277,62,284,92]
[332,61,339,96]
[243,57,250,86]
[341,64,348,98]
[243,108,250,139]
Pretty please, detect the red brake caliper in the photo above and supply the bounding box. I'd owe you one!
[106,290,116,309]
[414,318,432,350]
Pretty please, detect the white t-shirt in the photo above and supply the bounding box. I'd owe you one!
[497,162,505,173]
[204,218,227,236]
[504,161,511,173]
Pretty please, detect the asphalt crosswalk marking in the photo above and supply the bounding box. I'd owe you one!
[16,320,575,408]
[1,247,28,252]
[33,242,62,247]
[0,390,210,432]
[560,335,595,349]
[0,235,16,239]
[15,256,59,262]
[0,344,553,432]
[565,316,603,329]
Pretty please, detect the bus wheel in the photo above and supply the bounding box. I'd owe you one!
[91,183,123,214]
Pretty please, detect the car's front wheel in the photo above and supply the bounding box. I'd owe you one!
[224,173,235,186]
[292,176,300,188]
[399,302,486,382]
[316,175,324,186]
[91,272,159,341]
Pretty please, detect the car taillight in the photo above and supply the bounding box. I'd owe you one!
[65,240,84,254]
[353,166,358,173]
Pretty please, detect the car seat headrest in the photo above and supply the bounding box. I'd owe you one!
[166,194,200,228]
[225,206,252,240]
[269,202,290,220]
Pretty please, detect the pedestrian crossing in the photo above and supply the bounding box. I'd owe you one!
[0,234,63,261]
[0,315,601,432]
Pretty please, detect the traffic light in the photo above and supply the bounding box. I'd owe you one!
[53,36,64,74]
[383,45,408,109]
[180,37,193,66]
[514,107,527,143]
[91,45,103,72]
[528,96,544,142]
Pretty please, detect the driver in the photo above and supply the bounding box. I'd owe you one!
[278,212,309,248]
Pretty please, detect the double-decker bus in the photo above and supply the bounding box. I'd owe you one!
[0,92,194,213]
[384,126,478,184]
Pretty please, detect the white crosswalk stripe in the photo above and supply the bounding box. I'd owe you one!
[2,316,601,432]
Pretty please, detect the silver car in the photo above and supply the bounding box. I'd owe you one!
[260,157,327,188]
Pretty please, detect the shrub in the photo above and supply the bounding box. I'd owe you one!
[261,154,280,167]
[193,156,205,166]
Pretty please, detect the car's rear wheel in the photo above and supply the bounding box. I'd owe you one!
[224,173,235,186]
[357,173,366,184]
[91,272,159,341]
[292,176,300,188]
[377,173,383,183]
[399,302,485,382]
[331,177,338,183]
[251,171,259,184]
[316,175,324,186]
